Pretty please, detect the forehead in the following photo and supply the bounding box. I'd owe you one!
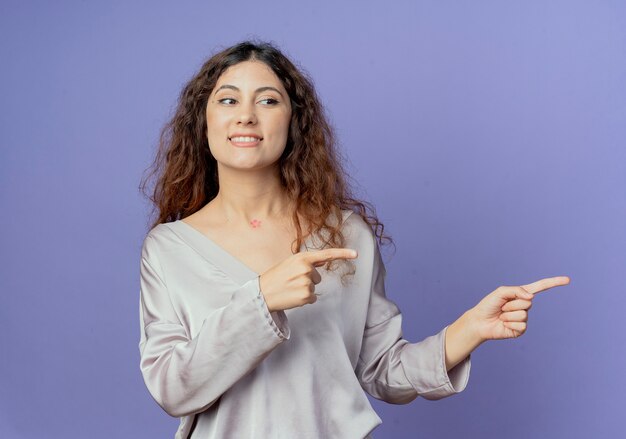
[214,60,285,90]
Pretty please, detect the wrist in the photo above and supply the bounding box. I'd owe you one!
[258,275,275,313]
[463,307,486,346]
[445,309,483,371]
[263,293,276,313]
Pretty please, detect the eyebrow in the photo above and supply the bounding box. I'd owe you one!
[214,84,284,98]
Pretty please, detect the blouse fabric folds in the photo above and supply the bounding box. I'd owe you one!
[138,209,471,439]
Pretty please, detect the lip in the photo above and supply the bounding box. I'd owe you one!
[228,133,263,147]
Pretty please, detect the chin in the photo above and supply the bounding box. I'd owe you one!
[222,160,271,171]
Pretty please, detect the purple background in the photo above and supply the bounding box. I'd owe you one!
[1,1,624,438]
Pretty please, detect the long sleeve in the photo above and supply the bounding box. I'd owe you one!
[355,233,471,404]
[138,234,290,418]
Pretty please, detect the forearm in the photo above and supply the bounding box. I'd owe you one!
[140,277,289,417]
[444,308,484,371]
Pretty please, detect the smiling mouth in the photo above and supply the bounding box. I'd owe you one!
[229,136,263,142]
[229,136,263,147]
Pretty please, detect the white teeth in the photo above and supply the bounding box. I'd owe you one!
[231,136,260,142]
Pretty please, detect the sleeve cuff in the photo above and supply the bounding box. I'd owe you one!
[400,325,471,400]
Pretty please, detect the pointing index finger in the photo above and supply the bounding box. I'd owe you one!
[522,276,571,295]
[301,248,358,267]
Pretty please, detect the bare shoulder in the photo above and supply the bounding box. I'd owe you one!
[181,202,223,229]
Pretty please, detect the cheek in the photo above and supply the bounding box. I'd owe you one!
[205,112,227,140]
[276,112,292,138]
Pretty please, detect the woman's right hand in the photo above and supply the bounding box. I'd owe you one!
[259,248,358,312]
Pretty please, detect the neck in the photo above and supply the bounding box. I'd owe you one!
[213,163,293,223]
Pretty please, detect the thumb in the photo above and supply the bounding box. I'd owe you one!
[519,287,534,299]
[495,286,532,301]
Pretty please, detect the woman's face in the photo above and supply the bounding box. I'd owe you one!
[206,60,292,172]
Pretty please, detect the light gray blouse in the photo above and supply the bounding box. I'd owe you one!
[138,209,471,439]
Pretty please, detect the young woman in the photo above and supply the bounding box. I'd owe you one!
[138,41,570,439]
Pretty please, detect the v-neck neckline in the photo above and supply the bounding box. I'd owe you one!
[163,210,354,285]
[170,218,312,281]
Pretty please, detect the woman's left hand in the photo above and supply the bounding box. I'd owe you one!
[470,276,571,341]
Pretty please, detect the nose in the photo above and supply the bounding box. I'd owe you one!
[236,102,257,125]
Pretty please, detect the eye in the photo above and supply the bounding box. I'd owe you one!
[218,98,237,105]
[258,98,279,105]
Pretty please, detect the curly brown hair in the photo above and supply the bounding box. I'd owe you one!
[139,40,394,273]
